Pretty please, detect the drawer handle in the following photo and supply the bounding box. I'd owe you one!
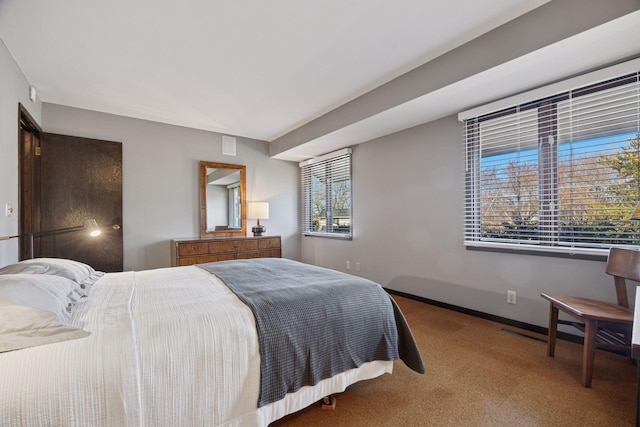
[191,245,196,250]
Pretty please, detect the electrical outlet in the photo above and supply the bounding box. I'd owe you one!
[507,290,517,304]
[346,261,351,270]
[355,262,360,272]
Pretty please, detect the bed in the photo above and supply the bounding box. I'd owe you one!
[0,257,424,426]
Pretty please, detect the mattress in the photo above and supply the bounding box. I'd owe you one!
[0,264,397,426]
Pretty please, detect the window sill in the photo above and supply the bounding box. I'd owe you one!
[464,241,610,261]
[303,232,352,240]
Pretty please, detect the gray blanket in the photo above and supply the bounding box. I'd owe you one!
[198,258,424,407]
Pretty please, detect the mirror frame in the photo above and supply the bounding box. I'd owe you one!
[199,161,246,238]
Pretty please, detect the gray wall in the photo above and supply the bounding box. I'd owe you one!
[301,115,628,329]
[41,104,300,271]
[206,185,228,229]
[288,0,640,329]
[0,38,42,266]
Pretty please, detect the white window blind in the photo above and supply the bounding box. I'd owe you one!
[463,67,640,256]
[300,148,352,238]
[227,183,241,229]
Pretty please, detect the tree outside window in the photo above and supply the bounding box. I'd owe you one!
[464,71,640,255]
[301,150,352,238]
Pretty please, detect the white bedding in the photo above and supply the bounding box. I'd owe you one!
[0,265,392,426]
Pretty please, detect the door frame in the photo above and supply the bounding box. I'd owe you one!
[18,103,42,260]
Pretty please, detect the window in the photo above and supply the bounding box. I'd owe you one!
[461,61,640,256]
[227,183,241,229]
[300,148,352,238]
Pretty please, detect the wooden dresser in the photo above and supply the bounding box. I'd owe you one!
[172,236,281,266]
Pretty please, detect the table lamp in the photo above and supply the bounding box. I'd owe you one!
[247,202,268,237]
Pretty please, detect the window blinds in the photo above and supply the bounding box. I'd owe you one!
[463,67,640,255]
[300,148,352,238]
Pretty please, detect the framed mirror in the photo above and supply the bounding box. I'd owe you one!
[199,161,246,238]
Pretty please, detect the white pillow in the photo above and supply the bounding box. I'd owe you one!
[0,299,89,353]
[0,274,83,322]
[0,257,96,282]
[0,258,103,296]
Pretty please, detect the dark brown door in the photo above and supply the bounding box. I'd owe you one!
[38,133,123,272]
[18,105,41,261]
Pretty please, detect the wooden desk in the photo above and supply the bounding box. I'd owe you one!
[632,290,640,427]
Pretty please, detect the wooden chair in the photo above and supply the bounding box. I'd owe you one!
[541,247,637,387]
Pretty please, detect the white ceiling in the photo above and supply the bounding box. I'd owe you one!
[0,0,551,143]
[2,1,638,162]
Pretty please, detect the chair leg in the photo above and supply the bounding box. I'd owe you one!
[581,319,597,388]
[547,304,559,357]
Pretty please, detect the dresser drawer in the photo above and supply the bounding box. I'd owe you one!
[236,251,261,260]
[209,240,259,253]
[178,253,235,266]
[260,248,281,258]
[172,236,282,266]
[178,242,209,256]
[258,238,281,250]
[234,240,260,251]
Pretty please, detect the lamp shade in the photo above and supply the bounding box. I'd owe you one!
[247,202,269,220]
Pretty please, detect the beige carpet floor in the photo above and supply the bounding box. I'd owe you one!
[271,296,637,426]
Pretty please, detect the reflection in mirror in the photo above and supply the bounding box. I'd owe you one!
[199,161,246,238]
[205,168,241,231]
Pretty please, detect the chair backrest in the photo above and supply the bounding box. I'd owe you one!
[605,247,640,309]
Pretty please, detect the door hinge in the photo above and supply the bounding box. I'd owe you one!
[35,146,41,156]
